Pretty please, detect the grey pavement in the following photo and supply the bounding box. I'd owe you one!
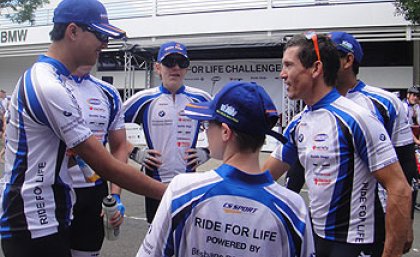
[1,154,420,256]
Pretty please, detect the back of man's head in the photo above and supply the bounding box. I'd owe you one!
[284,32,340,87]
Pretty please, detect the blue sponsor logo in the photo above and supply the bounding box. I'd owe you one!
[88,98,101,105]
[379,134,386,141]
[298,134,304,142]
[222,202,258,214]
[158,110,166,117]
[314,133,328,142]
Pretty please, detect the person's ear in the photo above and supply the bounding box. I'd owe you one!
[343,54,354,70]
[66,23,79,41]
[311,60,323,79]
[221,123,232,142]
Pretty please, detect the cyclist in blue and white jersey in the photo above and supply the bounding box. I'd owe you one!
[284,31,417,253]
[137,81,315,257]
[123,41,211,223]
[0,0,165,256]
[68,65,126,257]
[263,32,411,257]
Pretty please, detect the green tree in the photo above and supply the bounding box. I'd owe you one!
[0,0,50,24]
[395,0,420,25]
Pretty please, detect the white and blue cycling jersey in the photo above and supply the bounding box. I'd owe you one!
[123,85,211,183]
[137,164,315,257]
[67,74,125,188]
[0,55,92,239]
[347,81,412,147]
[272,89,398,244]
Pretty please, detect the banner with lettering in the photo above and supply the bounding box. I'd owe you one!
[183,59,284,111]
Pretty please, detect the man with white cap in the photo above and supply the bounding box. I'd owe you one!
[0,1,165,256]
[137,81,315,257]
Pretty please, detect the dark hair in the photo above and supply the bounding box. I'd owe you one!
[49,23,70,41]
[233,129,265,153]
[284,33,340,87]
[338,51,360,75]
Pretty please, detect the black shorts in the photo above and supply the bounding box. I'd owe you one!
[1,227,71,257]
[145,197,161,224]
[314,234,384,257]
[70,182,108,251]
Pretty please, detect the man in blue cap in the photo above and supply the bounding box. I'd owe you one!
[123,41,212,224]
[136,81,314,257]
[0,1,166,256]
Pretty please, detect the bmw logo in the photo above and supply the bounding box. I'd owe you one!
[63,111,72,117]
[158,111,166,117]
[379,134,386,141]
[298,134,304,142]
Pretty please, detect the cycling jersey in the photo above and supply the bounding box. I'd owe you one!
[123,85,211,183]
[347,81,412,147]
[402,99,420,126]
[68,74,125,188]
[137,164,315,257]
[0,55,92,239]
[272,89,398,244]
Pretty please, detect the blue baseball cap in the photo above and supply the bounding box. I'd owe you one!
[157,41,189,62]
[329,31,363,64]
[184,81,287,143]
[53,0,126,39]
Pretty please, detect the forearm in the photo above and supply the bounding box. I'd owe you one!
[75,137,166,199]
[382,188,412,257]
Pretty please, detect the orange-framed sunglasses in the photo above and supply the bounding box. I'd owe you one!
[304,31,321,62]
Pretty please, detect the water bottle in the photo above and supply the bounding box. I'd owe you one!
[102,195,120,241]
[74,155,101,183]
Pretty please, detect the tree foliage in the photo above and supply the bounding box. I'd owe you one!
[395,0,420,25]
[0,0,50,24]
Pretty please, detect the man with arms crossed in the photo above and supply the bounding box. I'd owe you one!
[124,41,211,223]
[0,0,165,256]
[137,81,315,257]
[264,32,411,257]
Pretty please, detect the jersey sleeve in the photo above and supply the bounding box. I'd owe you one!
[353,110,398,172]
[390,98,413,147]
[271,119,299,165]
[27,65,92,148]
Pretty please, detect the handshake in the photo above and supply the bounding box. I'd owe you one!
[129,146,210,170]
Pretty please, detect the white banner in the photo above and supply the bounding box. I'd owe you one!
[183,59,284,111]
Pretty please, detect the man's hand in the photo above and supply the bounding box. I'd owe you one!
[185,148,210,170]
[109,194,125,228]
[129,147,162,170]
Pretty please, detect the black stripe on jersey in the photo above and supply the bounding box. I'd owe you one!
[280,210,303,257]
[2,76,30,238]
[327,117,354,241]
[373,184,385,243]
[52,141,72,228]
[370,98,389,127]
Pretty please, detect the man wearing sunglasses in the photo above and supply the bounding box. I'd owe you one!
[263,32,411,257]
[123,41,212,224]
[0,0,167,256]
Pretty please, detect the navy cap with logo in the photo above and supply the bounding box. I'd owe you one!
[184,81,287,144]
[329,31,363,64]
[53,0,126,39]
[157,41,189,63]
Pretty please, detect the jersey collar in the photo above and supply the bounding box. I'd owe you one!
[348,80,366,94]
[215,164,274,186]
[160,84,186,94]
[71,74,90,84]
[308,88,341,111]
[37,55,71,77]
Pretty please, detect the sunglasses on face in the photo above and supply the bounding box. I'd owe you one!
[77,24,109,43]
[304,31,321,62]
[161,55,190,69]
